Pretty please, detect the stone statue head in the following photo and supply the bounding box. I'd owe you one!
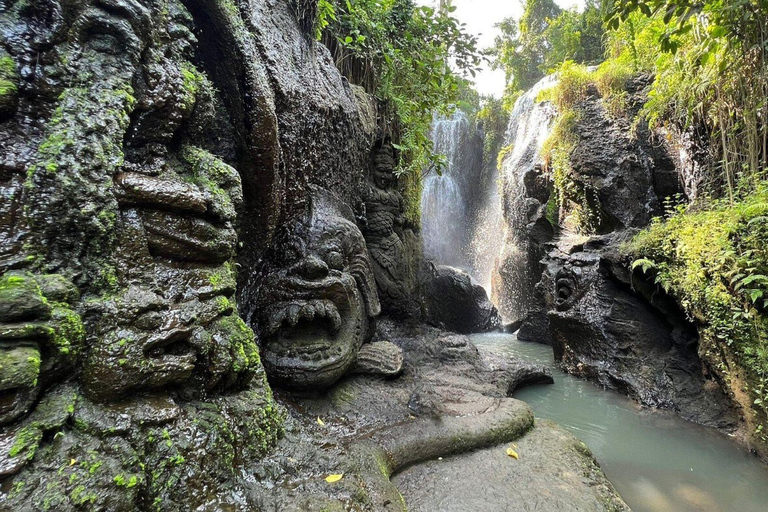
[371,142,396,190]
[0,0,259,403]
[256,187,381,390]
[77,5,257,401]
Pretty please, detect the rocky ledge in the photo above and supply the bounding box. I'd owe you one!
[236,319,627,511]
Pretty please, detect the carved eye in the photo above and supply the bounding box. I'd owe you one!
[325,249,345,271]
[554,270,576,311]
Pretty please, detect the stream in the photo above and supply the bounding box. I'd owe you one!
[471,332,768,512]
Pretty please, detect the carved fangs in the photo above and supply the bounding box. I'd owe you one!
[265,299,343,336]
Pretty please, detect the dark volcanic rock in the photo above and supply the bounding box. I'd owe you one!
[568,76,682,233]
[0,1,621,510]
[520,233,738,430]
[500,73,738,433]
[423,264,502,334]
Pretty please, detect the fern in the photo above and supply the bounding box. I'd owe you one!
[631,258,657,274]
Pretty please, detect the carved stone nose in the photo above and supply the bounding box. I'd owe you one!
[298,256,329,280]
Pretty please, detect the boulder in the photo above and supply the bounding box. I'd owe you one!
[423,264,502,334]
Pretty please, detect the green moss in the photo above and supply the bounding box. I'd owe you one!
[0,78,17,97]
[0,55,17,100]
[0,272,48,312]
[627,186,768,445]
[0,56,16,75]
[0,345,40,389]
[50,305,85,357]
[9,425,43,458]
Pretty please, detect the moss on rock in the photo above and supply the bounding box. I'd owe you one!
[627,186,768,455]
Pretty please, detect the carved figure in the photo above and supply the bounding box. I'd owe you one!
[0,0,276,493]
[362,142,412,310]
[257,187,404,389]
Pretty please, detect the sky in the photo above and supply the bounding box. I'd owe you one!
[416,0,586,97]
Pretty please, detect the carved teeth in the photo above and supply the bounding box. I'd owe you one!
[300,304,316,321]
[313,300,327,319]
[328,306,342,334]
[264,298,344,337]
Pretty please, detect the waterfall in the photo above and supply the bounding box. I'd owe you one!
[493,75,559,321]
[421,110,484,272]
[422,78,558,315]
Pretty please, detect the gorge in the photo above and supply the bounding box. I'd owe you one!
[1,0,767,511]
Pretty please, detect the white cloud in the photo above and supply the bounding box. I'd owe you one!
[415,0,586,97]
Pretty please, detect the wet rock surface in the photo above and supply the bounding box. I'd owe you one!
[499,74,740,434]
[394,420,629,512]
[424,264,502,334]
[521,234,739,430]
[0,0,626,509]
[234,319,619,511]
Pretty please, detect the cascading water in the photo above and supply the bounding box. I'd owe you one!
[423,79,558,311]
[493,75,559,321]
[421,110,484,271]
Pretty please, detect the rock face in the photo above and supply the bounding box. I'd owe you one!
[0,0,374,508]
[424,264,502,334]
[502,74,739,430]
[0,1,623,509]
[524,234,738,429]
[0,0,292,507]
[566,76,681,234]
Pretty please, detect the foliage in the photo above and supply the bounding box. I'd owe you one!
[605,0,768,200]
[489,0,605,106]
[627,187,768,442]
[536,61,613,233]
[315,0,481,225]
[476,96,508,172]
[317,1,479,163]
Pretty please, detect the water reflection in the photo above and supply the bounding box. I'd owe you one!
[471,332,768,512]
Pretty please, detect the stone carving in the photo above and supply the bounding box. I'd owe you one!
[63,1,258,401]
[0,272,83,427]
[256,187,396,389]
[0,0,281,504]
[520,235,738,429]
[362,141,415,315]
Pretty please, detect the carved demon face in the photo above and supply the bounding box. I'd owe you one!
[65,1,255,400]
[257,189,381,390]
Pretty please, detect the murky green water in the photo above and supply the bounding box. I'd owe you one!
[471,332,768,512]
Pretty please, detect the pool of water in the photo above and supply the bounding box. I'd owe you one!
[470,332,768,512]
